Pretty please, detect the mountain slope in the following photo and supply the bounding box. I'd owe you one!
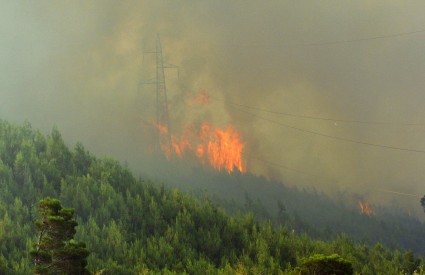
[0,120,423,274]
[153,161,425,256]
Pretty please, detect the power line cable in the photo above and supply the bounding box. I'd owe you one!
[252,156,422,199]
[235,108,425,154]
[376,188,420,198]
[178,85,425,199]
[210,96,425,126]
[251,151,423,201]
[294,28,425,47]
[185,90,425,152]
[232,27,425,48]
[249,156,313,177]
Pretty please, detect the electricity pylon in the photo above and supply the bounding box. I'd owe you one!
[141,34,178,155]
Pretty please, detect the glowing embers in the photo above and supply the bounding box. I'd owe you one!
[359,200,374,216]
[157,122,245,173]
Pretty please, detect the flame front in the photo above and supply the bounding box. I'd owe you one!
[171,134,192,158]
[153,90,245,173]
[157,121,245,173]
[198,123,245,173]
[359,201,374,216]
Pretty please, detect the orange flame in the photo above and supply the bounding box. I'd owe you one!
[171,134,192,158]
[156,121,245,173]
[198,122,245,173]
[359,201,374,216]
[154,123,172,158]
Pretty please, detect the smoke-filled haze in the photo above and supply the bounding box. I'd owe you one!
[2,1,425,213]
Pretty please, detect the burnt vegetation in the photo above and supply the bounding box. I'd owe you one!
[0,120,424,274]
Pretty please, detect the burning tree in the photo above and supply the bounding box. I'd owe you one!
[196,123,245,173]
[150,88,246,173]
[156,121,245,174]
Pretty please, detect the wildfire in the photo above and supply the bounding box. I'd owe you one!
[152,88,245,173]
[359,200,374,216]
[171,130,192,158]
[155,121,245,173]
[196,122,245,173]
[154,123,172,158]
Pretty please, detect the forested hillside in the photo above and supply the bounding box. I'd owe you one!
[159,167,425,257]
[0,120,424,274]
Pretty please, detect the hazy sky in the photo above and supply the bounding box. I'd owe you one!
[2,1,425,211]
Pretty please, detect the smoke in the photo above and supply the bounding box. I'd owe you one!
[2,1,425,213]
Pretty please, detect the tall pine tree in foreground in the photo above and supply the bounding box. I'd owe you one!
[30,197,90,274]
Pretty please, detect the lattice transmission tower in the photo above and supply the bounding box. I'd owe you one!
[141,34,178,155]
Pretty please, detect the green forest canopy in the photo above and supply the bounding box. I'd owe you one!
[0,119,423,274]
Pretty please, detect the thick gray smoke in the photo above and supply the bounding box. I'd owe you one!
[1,1,425,214]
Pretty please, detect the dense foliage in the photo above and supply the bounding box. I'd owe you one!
[296,254,353,275]
[31,197,89,274]
[161,164,425,257]
[0,120,424,274]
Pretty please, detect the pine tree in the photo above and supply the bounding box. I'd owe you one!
[297,254,353,275]
[30,197,90,274]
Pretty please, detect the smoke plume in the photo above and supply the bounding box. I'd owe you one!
[2,1,425,214]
